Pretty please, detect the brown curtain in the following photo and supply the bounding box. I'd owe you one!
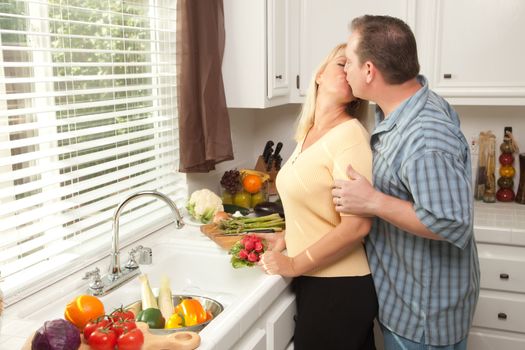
[177,0,234,173]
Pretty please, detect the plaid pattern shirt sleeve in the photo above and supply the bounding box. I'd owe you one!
[366,76,480,346]
[402,150,473,249]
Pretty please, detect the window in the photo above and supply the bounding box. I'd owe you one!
[0,0,185,305]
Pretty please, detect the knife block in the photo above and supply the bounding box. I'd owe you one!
[255,156,278,195]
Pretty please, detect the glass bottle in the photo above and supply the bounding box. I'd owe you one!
[483,134,496,203]
[516,153,525,204]
[496,127,516,202]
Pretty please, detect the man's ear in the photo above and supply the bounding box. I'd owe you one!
[365,62,375,84]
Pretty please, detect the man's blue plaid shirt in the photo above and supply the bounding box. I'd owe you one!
[366,75,480,346]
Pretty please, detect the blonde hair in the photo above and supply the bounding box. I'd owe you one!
[294,43,369,142]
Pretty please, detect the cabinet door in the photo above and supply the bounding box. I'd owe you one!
[469,327,525,350]
[478,243,525,293]
[421,0,525,104]
[297,0,416,97]
[267,0,290,99]
[266,291,296,350]
[473,290,525,333]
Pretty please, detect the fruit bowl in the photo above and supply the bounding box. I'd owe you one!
[125,295,224,334]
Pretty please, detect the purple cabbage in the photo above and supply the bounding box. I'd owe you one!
[31,319,81,350]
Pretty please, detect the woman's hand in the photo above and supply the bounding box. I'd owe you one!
[258,250,298,277]
[254,231,286,252]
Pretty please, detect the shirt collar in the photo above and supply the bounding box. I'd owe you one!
[372,75,429,137]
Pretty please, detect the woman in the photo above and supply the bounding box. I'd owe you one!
[258,43,377,350]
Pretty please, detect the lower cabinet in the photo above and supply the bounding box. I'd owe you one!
[469,327,525,350]
[232,289,296,350]
[467,239,525,349]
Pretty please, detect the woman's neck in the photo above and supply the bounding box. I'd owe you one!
[312,99,351,132]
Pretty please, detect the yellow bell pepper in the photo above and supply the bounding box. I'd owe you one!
[165,312,184,329]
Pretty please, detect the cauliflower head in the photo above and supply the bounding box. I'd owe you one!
[186,189,224,224]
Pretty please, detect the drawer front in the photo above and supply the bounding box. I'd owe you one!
[478,243,525,293]
[473,290,525,333]
[469,328,525,350]
[232,328,266,350]
[266,291,296,350]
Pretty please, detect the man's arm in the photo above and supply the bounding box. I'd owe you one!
[333,164,443,240]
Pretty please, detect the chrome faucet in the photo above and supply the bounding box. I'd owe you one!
[108,190,184,280]
[84,190,184,296]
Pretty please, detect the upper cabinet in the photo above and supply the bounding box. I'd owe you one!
[416,0,525,105]
[293,0,416,101]
[222,0,525,108]
[222,0,290,108]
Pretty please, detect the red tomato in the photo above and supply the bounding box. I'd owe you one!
[117,328,144,350]
[110,307,135,322]
[111,319,137,338]
[88,328,117,350]
[83,318,111,341]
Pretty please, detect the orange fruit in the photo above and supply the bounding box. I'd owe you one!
[242,174,262,194]
[64,294,105,329]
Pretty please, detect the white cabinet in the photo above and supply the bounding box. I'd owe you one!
[294,0,416,101]
[469,214,525,350]
[231,288,296,350]
[416,0,525,105]
[222,0,290,108]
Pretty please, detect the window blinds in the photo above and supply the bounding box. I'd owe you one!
[0,0,185,304]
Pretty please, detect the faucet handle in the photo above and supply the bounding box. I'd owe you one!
[83,268,104,294]
[124,245,142,270]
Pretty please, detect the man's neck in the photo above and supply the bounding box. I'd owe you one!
[375,78,422,118]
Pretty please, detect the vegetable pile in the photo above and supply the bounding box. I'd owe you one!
[186,188,224,224]
[229,235,267,268]
[138,274,212,329]
[218,213,285,235]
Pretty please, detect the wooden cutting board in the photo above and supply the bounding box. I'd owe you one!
[22,321,200,350]
[200,223,243,250]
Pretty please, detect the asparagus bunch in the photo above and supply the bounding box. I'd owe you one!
[218,213,285,235]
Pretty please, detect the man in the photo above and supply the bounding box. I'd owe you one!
[332,15,480,349]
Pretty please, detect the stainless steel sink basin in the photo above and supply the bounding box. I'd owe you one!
[125,294,224,334]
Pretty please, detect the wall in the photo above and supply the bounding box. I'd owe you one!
[187,104,525,197]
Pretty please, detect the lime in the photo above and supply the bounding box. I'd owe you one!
[250,191,265,208]
[233,191,251,208]
[222,191,233,204]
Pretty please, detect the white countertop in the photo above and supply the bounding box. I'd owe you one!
[0,223,291,349]
[473,201,525,246]
[2,201,524,349]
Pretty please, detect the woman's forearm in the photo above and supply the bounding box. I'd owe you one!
[291,217,371,275]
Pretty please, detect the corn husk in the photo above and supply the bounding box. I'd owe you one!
[158,275,174,320]
[138,274,158,310]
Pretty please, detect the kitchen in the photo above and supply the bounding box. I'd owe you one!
[2,0,525,349]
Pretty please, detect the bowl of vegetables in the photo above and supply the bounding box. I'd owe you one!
[125,294,223,335]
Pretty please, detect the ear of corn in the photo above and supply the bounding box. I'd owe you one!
[138,273,158,310]
[158,275,174,320]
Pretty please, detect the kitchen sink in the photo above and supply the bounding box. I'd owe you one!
[17,241,266,323]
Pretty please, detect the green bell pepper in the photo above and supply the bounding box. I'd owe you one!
[136,307,165,329]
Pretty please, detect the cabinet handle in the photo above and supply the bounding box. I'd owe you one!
[443,73,452,79]
[500,273,509,280]
[498,312,507,320]
[275,75,282,79]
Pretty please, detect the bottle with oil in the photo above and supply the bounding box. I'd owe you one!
[483,133,497,203]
